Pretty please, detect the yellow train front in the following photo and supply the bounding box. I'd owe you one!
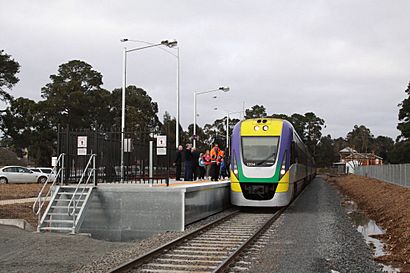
[230,118,315,207]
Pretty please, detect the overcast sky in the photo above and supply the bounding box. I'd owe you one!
[1,0,409,139]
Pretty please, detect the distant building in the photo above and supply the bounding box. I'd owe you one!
[333,147,383,174]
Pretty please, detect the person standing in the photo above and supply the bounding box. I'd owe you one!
[210,143,220,181]
[218,150,225,179]
[198,153,206,180]
[184,143,193,181]
[225,150,231,178]
[203,149,211,179]
[174,145,183,181]
[191,147,200,181]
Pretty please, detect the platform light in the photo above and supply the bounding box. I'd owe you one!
[263,125,269,131]
[254,125,260,131]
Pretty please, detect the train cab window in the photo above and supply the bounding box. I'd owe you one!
[241,136,279,167]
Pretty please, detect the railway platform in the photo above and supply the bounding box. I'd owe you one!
[78,180,231,241]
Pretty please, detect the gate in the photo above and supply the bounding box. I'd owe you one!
[57,128,176,184]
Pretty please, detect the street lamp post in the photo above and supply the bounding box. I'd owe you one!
[120,39,177,182]
[121,40,181,148]
[193,87,230,148]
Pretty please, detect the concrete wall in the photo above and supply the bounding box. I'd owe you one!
[79,182,230,241]
[185,183,231,225]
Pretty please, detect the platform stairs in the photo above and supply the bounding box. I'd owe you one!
[32,153,96,234]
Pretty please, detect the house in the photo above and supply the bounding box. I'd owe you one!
[333,147,383,174]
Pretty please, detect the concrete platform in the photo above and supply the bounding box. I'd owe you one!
[79,181,230,241]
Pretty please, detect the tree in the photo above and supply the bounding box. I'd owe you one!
[303,112,325,156]
[397,82,410,141]
[372,136,394,162]
[245,105,267,119]
[41,60,106,129]
[315,135,337,167]
[0,97,55,165]
[111,85,160,133]
[0,50,20,104]
[346,125,374,153]
[0,97,38,158]
[289,113,306,140]
[388,141,410,164]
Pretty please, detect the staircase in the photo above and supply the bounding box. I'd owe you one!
[38,185,93,233]
[33,153,96,234]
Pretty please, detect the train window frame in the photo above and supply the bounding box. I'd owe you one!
[241,136,280,167]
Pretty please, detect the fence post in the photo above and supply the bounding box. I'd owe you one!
[149,139,153,185]
[93,154,97,187]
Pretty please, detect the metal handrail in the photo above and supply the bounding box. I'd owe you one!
[32,153,65,228]
[67,154,96,219]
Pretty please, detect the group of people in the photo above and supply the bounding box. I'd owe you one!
[174,143,229,182]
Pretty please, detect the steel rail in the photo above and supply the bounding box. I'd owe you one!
[213,207,286,273]
[107,210,240,273]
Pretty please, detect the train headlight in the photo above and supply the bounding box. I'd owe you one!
[263,125,269,131]
[231,153,239,179]
[254,126,260,131]
[279,153,287,180]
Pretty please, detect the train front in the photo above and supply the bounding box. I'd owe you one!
[230,118,293,207]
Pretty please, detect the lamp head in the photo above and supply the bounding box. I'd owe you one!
[219,86,230,92]
[120,38,129,42]
[161,39,178,48]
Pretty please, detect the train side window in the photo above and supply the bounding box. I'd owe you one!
[290,141,296,164]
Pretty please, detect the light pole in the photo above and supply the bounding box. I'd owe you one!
[120,38,177,182]
[193,87,230,148]
[121,39,181,148]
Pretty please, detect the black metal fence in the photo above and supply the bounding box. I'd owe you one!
[57,128,176,184]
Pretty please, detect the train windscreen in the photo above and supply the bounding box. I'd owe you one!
[241,136,279,167]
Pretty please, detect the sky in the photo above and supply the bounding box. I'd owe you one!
[1,0,409,139]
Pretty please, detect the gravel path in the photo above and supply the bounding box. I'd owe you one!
[247,176,383,273]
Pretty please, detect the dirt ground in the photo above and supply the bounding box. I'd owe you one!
[327,174,410,272]
[0,183,49,200]
[0,184,51,229]
[0,203,38,228]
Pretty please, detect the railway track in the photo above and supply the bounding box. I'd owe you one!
[108,208,285,273]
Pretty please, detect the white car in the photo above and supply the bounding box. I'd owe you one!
[0,166,49,184]
[29,167,56,182]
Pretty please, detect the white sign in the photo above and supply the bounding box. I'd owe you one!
[77,148,87,156]
[77,136,87,148]
[124,138,132,153]
[156,135,167,147]
[51,156,57,167]
[156,147,167,156]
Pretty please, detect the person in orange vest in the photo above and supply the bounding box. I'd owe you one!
[210,143,220,181]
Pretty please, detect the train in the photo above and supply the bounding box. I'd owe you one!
[230,118,316,207]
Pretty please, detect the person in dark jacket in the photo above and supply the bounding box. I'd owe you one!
[184,143,193,181]
[174,145,183,181]
[191,147,200,181]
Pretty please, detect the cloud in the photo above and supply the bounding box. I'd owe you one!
[1,0,409,139]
